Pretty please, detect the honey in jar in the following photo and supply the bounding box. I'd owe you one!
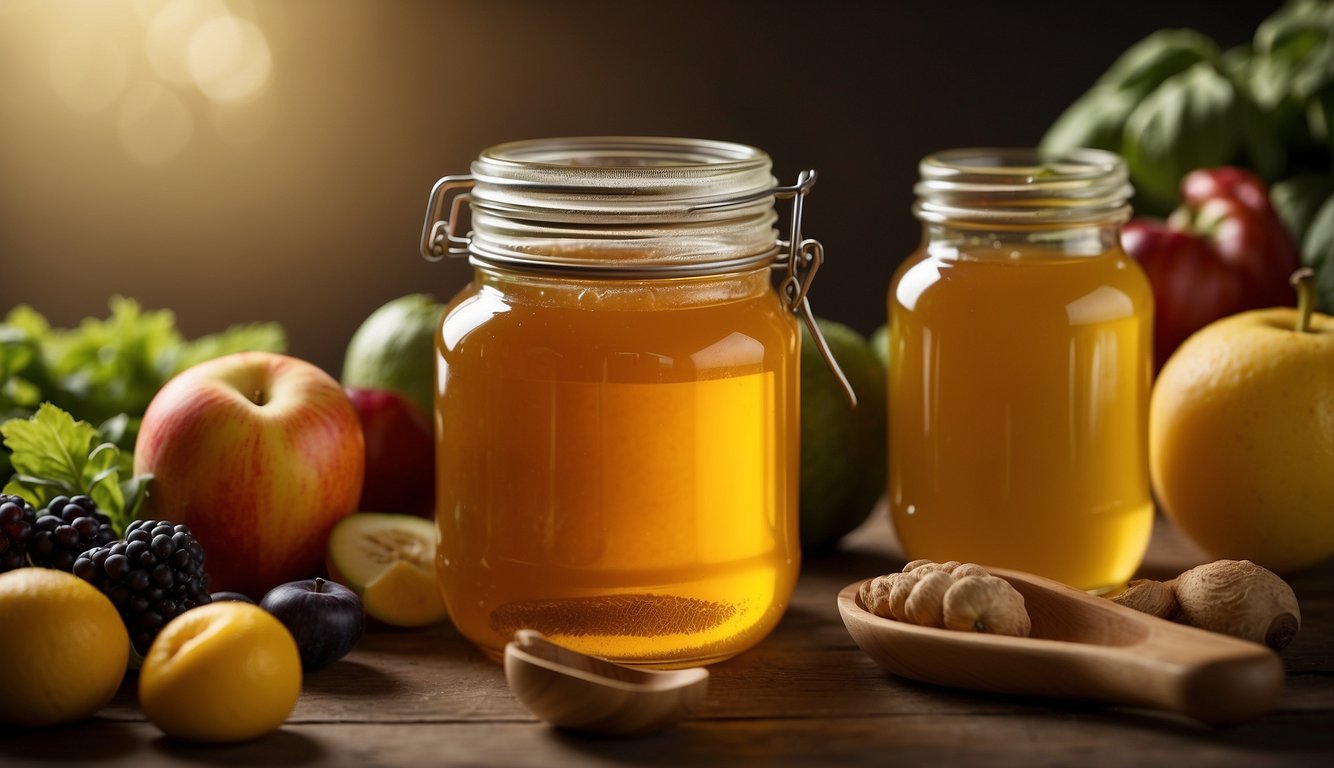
[887,149,1154,592]
[421,138,838,666]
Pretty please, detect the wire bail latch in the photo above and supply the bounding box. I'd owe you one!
[419,175,476,262]
[773,171,858,409]
[419,167,857,409]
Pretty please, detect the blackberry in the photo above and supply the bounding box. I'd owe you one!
[74,519,212,654]
[26,495,118,572]
[0,494,38,573]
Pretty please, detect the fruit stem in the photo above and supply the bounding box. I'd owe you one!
[1291,268,1316,334]
[314,576,327,593]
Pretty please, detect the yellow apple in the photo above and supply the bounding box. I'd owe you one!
[139,602,302,742]
[1150,276,1334,573]
[135,352,365,598]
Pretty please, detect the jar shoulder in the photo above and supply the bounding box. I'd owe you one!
[438,279,798,379]
[891,246,1152,322]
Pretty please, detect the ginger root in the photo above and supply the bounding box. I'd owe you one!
[1108,579,1179,620]
[859,560,1031,637]
[1105,560,1300,651]
[943,575,1032,636]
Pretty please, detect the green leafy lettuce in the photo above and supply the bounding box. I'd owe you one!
[0,297,285,481]
[2,404,151,536]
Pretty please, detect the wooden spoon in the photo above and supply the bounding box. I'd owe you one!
[838,567,1285,726]
[503,629,710,735]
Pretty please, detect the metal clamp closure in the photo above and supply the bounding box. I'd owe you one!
[419,168,856,408]
[775,171,857,409]
[420,175,476,262]
[687,170,856,407]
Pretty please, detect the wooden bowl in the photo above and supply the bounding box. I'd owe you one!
[503,630,709,735]
[838,567,1284,726]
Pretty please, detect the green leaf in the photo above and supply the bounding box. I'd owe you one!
[174,322,286,374]
[1310,86,1334,150]
[1255,0,1334,58]
[1,403,98,497]
[37,297,184,426]
[1096,29,1219,93]
[0,403,151,535]
[1239,89,1288,181]
[1040,85,1143,157]
[0,325,39,413]
[3,305,51,339]
[1041,29,1218,172]
[1272,173,1334,244]
[1124,63,1243,210]
[1291,37,1334,103]
[1300,192,1334,312]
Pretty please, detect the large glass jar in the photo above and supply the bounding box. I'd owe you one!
[887,148,1154,593]
[421,137,835,666]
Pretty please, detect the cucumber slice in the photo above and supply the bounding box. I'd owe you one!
[326,513,445,627]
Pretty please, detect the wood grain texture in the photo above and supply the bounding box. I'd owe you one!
[1,511,1330,766]
[503,629,709,734]
[839,569,1284,726]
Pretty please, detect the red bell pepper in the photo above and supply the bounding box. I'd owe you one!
[1122,167,1301,371]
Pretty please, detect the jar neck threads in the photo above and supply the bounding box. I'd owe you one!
[421,136,857,407]
[465,137,780,276]
[914,148,1133,231]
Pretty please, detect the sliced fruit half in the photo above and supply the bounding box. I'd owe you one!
[326,512,447,627]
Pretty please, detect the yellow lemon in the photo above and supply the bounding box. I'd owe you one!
[0,568,129,726]
[139,602,302,742]
[1150,305,1334,573]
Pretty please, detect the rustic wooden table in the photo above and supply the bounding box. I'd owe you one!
[2,512,1331,767]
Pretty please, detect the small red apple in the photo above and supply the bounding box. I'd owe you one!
[134,352,365,598]
[344,387,434,519]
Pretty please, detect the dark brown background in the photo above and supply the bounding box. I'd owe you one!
[0,0,1279,374]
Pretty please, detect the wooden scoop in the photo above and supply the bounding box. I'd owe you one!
[503,629,709,735]
[838,567,1285,726]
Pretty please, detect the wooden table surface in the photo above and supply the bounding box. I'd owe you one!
[2,512,1331,767]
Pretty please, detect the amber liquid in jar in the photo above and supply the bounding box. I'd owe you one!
[888,149,1154,593]
[435,266,799,666]
[889,245,1154,591]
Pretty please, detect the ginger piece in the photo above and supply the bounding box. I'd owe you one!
[942,575,1032,637]
[858,573,898,619]
[949,563,990,579]
[902,570,953,628]
[1171,560,1301,652]
[860,560,1029,637]
[888,570,926,619]
[1108,578,1179,619]
[1102,560,1300,651]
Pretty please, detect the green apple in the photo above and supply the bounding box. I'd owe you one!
[135,352,365,597]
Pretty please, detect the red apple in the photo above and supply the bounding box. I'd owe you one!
[134,352,365,598]
[344,387,435,519]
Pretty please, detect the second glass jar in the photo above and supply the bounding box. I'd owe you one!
[887,148,1154,592]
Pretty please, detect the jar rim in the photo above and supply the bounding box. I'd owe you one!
[461,136,784,276]
[477,136,770,176]
[914,147,1133,227]
[470,136,775,201]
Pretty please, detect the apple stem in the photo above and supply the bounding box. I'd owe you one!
[1291,268,1316,334]
[314,576,327,593]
